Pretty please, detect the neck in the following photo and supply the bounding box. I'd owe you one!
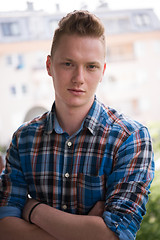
[55,102,93,136]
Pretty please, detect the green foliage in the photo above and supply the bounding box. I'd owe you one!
[0,145,7,153]
[136,171,160,240]
[148,122,160,160]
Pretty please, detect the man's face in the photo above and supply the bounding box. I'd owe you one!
[46,34,106,111]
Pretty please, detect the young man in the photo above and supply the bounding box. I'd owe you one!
[0,10,154,240]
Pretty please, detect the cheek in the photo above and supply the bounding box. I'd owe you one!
[52,72,65,91]
[87,73,102,87]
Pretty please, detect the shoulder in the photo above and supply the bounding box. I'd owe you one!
[12,111,50,142]
[98,103,153,164]
[98,101,148,138]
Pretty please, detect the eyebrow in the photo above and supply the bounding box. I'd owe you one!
[63,58,101,65]
[63,58,73,61]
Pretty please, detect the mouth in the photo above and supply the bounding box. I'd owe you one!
[68,88,85,95]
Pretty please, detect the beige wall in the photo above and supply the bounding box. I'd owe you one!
[0,40,54,145]
[97,31,160,124]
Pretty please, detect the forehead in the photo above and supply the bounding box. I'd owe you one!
[53,34,106,60]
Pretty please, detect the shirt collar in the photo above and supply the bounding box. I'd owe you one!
[44,103,56,135]
[84,97,102,135]
[44,97,102,136]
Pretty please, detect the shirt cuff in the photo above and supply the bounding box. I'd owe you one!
[103,211,137,240]
[0,206,21,219]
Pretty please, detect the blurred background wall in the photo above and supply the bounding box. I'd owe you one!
[0,1,160,154]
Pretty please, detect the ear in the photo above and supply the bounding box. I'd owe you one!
[46,55,52,76]
[103,62,106,75]
[100,62,106,82]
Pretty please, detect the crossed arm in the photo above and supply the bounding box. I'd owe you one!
[0,199,118,240]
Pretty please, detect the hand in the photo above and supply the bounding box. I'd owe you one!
[22,198,39,222]
[88,201,105,217]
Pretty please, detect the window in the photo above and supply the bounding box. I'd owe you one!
[16,54,24,69]
[6,54,25,69]
[134,14,151,27]
[10,86,16,95]
[1,22,20,36]
[6,55,12,65]
[22,85,27,94]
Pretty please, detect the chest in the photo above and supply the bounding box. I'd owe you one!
[22,132,113,214]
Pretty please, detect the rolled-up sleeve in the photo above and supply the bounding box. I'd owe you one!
[0,206,21,219]
[103,127,154,239]
[0,132,28,219]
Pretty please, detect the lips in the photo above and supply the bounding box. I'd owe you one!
[68,88,85,95]
[68,88,84,92]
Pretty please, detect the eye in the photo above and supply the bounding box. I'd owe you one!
[87,64,98,70]
[65,62,72,66]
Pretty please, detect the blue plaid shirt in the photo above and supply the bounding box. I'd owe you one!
[0,98,154,240]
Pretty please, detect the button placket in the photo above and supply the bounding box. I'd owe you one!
[61,139,73,211]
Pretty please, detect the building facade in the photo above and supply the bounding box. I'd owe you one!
[95,6,160,123]
[0,3,160,146]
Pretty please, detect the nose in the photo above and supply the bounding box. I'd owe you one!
[72,66,85,85]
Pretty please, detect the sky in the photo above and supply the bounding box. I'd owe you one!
[0,0,160,19]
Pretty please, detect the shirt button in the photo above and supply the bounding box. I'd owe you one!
[67,141,72,147]
[114,222,118,228]
[65,172,70,178]
[62,204,67,210]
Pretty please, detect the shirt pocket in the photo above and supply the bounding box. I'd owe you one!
[77,173,106,215]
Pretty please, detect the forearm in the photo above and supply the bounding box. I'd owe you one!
[0,217,57,240]
[29,203,118,240]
